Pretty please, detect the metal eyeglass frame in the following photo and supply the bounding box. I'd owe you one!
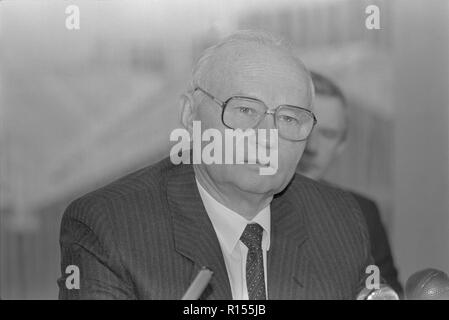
[194,86,317,141]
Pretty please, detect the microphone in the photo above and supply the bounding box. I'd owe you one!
[356,284,400,300]
[181,267,213,300]
[405,268,449,300]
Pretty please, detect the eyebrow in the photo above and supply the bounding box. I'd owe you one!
[228,91,307,108]
[228,91,263,101]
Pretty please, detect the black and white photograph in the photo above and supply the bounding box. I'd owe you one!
[0,0,448,306]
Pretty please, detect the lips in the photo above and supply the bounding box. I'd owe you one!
[243,158,270,167]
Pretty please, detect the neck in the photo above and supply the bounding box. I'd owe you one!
[194,165,273,220]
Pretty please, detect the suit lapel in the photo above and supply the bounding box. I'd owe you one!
[167,163,313,300]
[267,191,310,299]
[167,164,232,300]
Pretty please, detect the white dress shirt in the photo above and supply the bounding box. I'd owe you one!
[196,179,271,300]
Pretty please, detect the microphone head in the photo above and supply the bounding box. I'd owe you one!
[356,284,400,300]
[405,268,449,300]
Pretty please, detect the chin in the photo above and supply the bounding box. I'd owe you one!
[229,165,290,195]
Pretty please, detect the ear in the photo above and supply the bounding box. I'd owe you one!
[180,92,197,136]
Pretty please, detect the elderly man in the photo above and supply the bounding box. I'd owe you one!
[297,71,403,295]
[58,31,372,300]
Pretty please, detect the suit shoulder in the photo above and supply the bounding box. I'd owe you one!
[62,156,175,223]
[287,174,368,240]
[288,174,358,206]
[346,190,379,212]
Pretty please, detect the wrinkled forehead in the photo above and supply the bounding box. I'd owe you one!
[203,43,313,108]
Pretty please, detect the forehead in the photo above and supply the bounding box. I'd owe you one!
[313,95,346,130]
[206,43,312,108]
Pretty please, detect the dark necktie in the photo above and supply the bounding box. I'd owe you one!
[240,223,266,300]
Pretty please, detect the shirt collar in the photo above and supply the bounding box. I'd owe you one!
[196,179,271,254]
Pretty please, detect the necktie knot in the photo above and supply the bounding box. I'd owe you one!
[240,223,264,250]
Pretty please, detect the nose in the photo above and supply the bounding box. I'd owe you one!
[257,110,277,130]
[254,111,277,149]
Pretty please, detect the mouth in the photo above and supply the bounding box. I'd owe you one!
[243,158,270,167]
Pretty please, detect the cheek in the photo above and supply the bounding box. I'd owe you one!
[278,141,305,169]
[319,139,340,161]
[326,139,341,153]
[197,105,223,130]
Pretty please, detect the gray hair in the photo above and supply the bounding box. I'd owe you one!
[189,30,314,101]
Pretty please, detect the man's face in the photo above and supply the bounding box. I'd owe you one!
[193,44,312,196]
[297,95,346,180]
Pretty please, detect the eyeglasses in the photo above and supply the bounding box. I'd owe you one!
[194,86,317,141]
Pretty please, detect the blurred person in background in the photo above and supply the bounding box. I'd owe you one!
[297,71,403,295]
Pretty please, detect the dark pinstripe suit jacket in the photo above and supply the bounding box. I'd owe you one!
[58,157,372,299]
[350,192,403,295]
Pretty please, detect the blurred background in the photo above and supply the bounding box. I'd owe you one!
[0,0,448,299]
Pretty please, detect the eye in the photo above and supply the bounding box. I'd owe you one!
[320,130,340,139]
[237,106,257,115]
[278,114,299,124]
